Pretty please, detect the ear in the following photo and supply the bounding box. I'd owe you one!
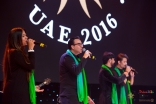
[118,60,120,64]
[108,59,111,63]
[71,45,74,50]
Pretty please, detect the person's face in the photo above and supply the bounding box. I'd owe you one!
[110,58,115,67]
[21,30,28,46]
[71,39,83,55]
[118,58,127,69]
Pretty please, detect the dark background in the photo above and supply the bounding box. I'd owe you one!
[0,0,156,86]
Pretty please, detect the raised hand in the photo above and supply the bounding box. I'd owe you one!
[88,96,95,104]
[83,50,92,59]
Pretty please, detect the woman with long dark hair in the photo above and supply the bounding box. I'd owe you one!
[2,27,43,104]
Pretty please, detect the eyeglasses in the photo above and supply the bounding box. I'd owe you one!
[73,43,83,46]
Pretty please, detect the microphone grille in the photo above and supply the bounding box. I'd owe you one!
[82,48,86,52]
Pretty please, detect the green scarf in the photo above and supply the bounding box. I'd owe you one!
[29,70,36,104]
[66,49,88,104]
[101,64,118,104]
[114,67,132,104]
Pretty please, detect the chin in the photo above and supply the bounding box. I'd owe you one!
[77,52,82,55]
[23,43,27,46]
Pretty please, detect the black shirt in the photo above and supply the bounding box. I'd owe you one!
[3,50,35,104]
[59,52,87,104]
[112,67,130,104]
[99,65,126,104]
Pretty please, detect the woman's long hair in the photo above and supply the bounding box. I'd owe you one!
[2,27,30,91]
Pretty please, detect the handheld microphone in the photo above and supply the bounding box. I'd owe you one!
[126,65,138,74]
[131,68,138,74]
[27,40,47,47]
[34,42,47,47]
[38,78,51,88]
[82,48,96,60]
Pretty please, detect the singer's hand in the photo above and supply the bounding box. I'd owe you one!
[88,96,95,104]
[130,71,135,77]
[124,78,127,84]
[35,85,44,92]
[123,72,129,77]
[28,38,35,50]
[125,66,131,73]
[83,50,92,59]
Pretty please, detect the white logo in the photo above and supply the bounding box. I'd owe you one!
[29,0,126,45]
[43,0,125,18]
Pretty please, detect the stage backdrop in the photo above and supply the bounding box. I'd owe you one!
[0,0,156,86]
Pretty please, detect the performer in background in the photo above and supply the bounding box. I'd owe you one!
[59,36,94,104]
[99,52,131,104]
[112,53,135,104]
[2,27,43,104]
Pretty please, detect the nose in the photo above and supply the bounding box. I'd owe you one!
[26,36,28,39]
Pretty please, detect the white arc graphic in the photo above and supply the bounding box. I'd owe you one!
[94,0,102,9]
[46,0,102,18]
[120,0,125,4]
[79,0,91,18]
[79,0,102,18]
[57,0,68,14]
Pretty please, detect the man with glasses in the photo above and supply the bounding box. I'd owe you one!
[58,36,94,104]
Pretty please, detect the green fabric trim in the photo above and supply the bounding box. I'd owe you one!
[101,64,118,104]
[127,79,133,104]
[114,67,127,104]
[29,70,36,104]
[66,50,88,104]
[114,67,132,104]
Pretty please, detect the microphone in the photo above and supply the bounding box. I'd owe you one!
[38,78,51,88]
[34,42,47,47]
[126,65,138,74]
[82,48,96,60]
[131,68,138,74]
[27,40,47,47]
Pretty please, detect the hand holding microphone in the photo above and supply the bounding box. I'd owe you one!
[130,67,138,74]
[35,85,44,92]
[83,50,92,59]
[27,38,47,48]
[125,66,131,73]
[124,65,138,77]
[27,38,35,50]
[123,66,131,77]
[126,65,138,74]
[82,48,96,60]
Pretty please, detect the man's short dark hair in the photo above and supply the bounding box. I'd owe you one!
[102,52,115,64]
[68,36,80,50]
[116,53,129,62]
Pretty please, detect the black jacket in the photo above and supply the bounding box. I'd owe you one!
[59,52,87,104]
[2,50,35,104]
[99,65,126,104]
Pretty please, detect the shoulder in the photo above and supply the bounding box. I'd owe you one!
[9,49,22,55]
[99,68,107,74]
[100,67,114,76]
[9,49,25,58]
[60,52,73,62]
[61,52,71,58]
